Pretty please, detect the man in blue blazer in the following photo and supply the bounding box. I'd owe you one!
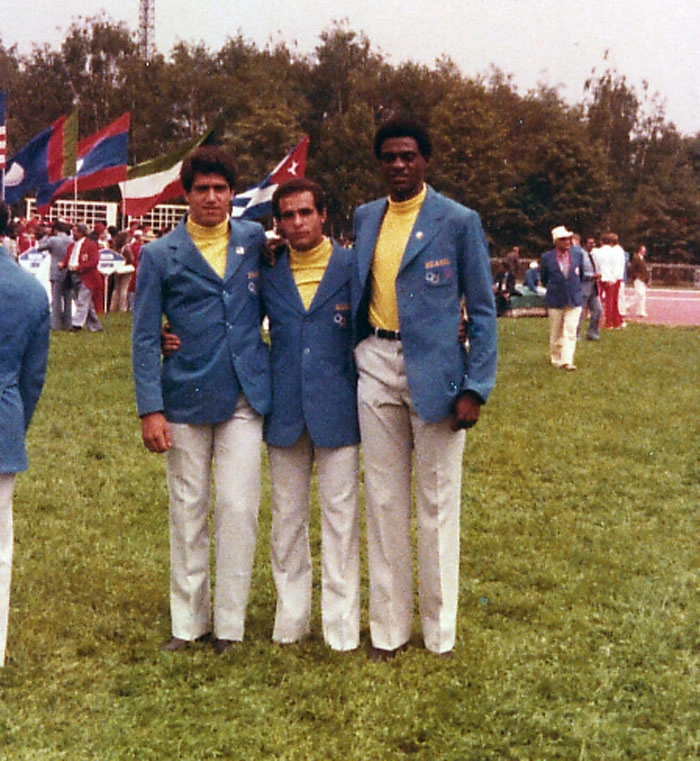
[539,226,584,370]
[262,178,360,651]
[0,201,50,667]
[132,147,271,654]
[352,117,498,660]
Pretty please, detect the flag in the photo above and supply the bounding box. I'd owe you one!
[231,135,310,220]
[37,112,130,207]
[0,92,6,171]
[4,111,78,205]
[119,129,213,217]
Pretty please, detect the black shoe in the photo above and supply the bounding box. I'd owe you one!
[161,637,188,652]
[367,644,407,662]
[160,632,211,652]
[213,638,234,654]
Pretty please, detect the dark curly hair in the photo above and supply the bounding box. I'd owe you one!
[373,116,432,160]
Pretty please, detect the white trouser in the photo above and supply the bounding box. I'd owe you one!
[72,282,102,331]
[629,279,648,316]
[268,430,360,651]
[355,335,466,654]
[165,396,262,641]
[0,474,17,667]
[548,306,582,366]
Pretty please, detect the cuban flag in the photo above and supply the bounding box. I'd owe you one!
[4,111,77,205]
[231,135,309,220]
[37,112,130,208]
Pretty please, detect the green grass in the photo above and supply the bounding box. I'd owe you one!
[1,313,699,760]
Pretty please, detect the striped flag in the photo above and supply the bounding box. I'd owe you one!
[231,136,309,219]
[37,112,128,208]
[0,92,6,170]
[119,129,213,217]
[4,111,77,205]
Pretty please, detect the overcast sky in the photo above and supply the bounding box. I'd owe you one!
[4,0,699,135]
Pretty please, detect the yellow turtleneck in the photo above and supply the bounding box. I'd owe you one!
[186,216,230,279]
[288,236,333,310]
[369,184,427,331]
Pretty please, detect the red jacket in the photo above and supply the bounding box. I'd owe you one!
[61,237,103,293]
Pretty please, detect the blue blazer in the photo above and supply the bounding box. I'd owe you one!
[0,247,50,473]
[352,185,498,423]
[261,241,359,449]
[540,247,584,308]
[132,217,272,425]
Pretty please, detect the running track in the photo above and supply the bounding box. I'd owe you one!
[623,288,700,327]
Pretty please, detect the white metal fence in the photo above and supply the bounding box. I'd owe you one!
[24,198,188,232]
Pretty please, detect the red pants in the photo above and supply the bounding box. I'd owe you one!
[600,280,623,328]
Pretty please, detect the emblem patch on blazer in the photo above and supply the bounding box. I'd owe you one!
[248,270,259,294]
[333,303,350,327]
[425,258,453,285]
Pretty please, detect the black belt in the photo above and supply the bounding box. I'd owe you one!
[369,325,401,340]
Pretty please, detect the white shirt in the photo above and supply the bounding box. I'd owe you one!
[68,237,84,269]
[592,244,626,282]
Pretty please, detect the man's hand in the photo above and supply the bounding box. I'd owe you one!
[457,305,469,344]
[263,234,286,267]
[449,391,482,432]
[141,412,172,453]
[161,323,181,357]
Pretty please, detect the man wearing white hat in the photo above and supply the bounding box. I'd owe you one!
[539,226,584,370]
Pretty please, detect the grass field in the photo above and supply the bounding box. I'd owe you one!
[0,313,698,760]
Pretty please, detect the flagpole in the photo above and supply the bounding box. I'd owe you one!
[73,103,78,217]
[73,100,79,222]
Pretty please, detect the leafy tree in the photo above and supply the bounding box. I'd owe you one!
[59,15,139,135]
[310,101,381,235]
[2,15,699,260]
[584,65,639,187]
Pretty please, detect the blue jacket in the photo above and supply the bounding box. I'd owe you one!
[0,247,50,473]
[261,241,359,449]
[132,217,271,424]
[352,185,497,423]
[540,246,584,308]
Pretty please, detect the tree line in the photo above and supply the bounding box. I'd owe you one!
[2,15,700,262]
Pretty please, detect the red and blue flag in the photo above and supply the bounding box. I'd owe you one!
[4,111,77,205]
[0,92,6,171]
[37,112,130,207]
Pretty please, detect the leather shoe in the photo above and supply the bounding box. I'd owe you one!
[368,644,407,663]
[213,638,234,654]
[160,632,211,652]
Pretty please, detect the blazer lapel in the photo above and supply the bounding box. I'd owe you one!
[307,244,348,313]
[170,219,221,284]
[356,200,387,288]
[223,221,249,283]
[398,186,443,273]
[266,250,305,315]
